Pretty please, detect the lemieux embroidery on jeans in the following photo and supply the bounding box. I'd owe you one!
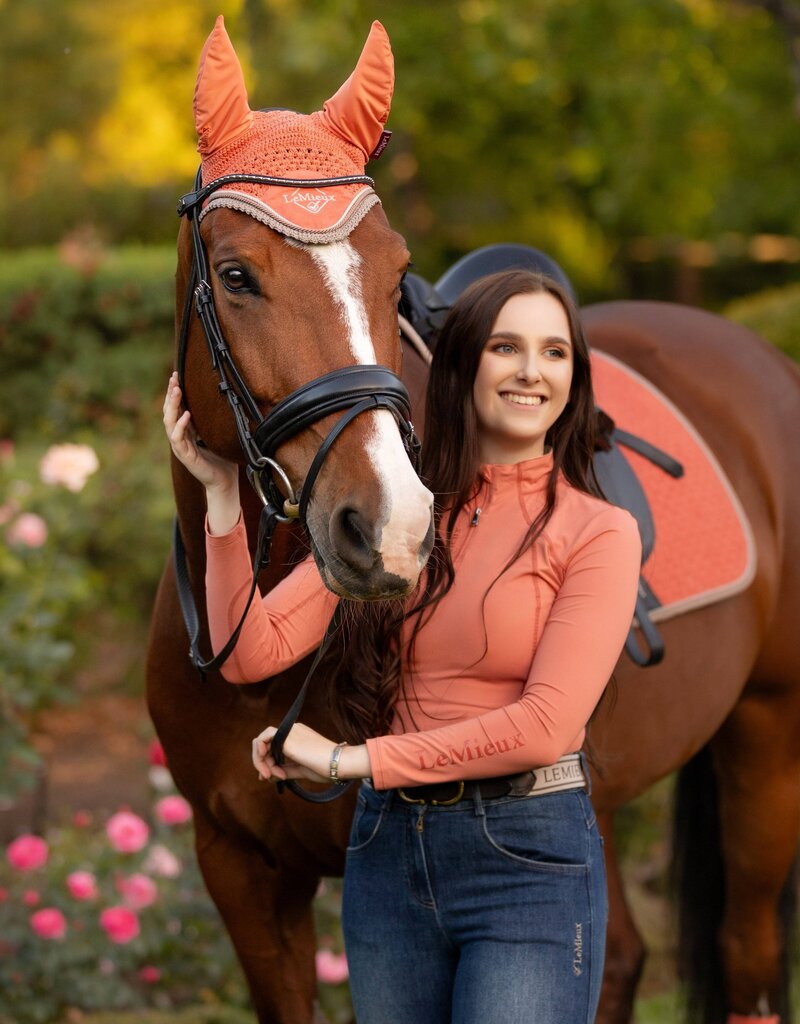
[573,922,584,976]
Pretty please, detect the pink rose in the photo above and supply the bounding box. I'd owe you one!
[138,965,161,984]
[7,835,48,871]
[154,795,192,826]
[117,873,157,910]
[148,739,167,767]
[30,908,67,940]
[66,871,98,901]
[142,844,181,879]
[106,811,150,853]
[100,906,140,944]
[315,949,349,985]
[23,890,41,907]
[39,443,99,492]
[73,810,92,828]
[6,512,48,548]
[0,887,8,903]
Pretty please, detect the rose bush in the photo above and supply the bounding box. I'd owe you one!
[0,751,354,1024]
[0,441,100,804]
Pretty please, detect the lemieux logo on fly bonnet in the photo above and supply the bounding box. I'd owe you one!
[192,16,394,244]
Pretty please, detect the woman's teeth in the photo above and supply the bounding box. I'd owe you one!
[502,393,543,406]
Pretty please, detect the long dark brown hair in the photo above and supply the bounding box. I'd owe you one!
[326,270,601,744]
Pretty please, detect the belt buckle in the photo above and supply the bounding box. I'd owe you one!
[397,781,465,806]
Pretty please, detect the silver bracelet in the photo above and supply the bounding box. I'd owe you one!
[329,742,348,784]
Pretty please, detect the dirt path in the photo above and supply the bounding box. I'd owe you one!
[1,692,153,842]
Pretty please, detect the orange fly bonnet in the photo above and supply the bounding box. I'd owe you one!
[194,16,393,242]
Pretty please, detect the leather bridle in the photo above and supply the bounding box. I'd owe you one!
[172,169,421,802]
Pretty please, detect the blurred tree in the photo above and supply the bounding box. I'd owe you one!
[0,0,244,245]
[1,0,799,299]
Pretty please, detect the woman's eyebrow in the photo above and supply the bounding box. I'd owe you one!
[486,331,573,347]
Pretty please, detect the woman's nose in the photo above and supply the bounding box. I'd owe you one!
[516,355,542,382]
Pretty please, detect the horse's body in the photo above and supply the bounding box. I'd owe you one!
[147,18,800,1024]
[581,302,800,1023]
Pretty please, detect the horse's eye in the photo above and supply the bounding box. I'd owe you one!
[220,268,248,292]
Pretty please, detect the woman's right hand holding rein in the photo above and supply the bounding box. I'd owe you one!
[163,372,241,536]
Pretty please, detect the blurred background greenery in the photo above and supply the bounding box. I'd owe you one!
[1,0,799,1020]
[4,0,800,302]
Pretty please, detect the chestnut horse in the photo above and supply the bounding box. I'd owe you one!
[147,18,800,1024]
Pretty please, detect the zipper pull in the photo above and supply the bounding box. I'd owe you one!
[416,812,424,833]
[470,508,482,527]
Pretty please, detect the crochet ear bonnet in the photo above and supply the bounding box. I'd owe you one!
[193,16,394,243]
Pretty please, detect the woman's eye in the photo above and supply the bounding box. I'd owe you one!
[220,268,249,292]
[546,347,567,359]
[495,343,515,354]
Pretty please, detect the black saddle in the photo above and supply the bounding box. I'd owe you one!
[399,243,684,667]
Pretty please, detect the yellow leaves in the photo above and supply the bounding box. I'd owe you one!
[459,1,492,24]
[81,0,248,186]
[509,59,540,86]
[88,80,197,187]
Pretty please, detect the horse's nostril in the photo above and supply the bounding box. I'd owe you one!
[330,506,379,572]
[342,509,368,549]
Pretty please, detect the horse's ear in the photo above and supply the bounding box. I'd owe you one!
[194,15,254,156]
[319,21,394,162]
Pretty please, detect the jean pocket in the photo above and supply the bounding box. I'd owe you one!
[346,791,385,853]
[480,795,590,873]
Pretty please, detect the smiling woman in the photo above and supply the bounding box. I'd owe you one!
[215,269,642,1023]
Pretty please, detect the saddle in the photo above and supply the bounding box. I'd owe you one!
[399,243,684,668]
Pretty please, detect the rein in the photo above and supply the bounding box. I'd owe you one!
[172,168,421,803]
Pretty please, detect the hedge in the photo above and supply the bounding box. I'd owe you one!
[724,281,800,363]
[0,246,176,440]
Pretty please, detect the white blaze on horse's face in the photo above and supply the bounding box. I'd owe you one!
[301,238,433,587]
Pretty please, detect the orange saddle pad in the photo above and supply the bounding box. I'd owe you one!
[591,350,756,621]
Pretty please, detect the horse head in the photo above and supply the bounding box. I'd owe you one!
[178,17,433,599]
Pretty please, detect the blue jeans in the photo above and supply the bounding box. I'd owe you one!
[342,778,607,1024]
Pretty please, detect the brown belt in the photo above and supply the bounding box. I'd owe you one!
[395,753,586,807]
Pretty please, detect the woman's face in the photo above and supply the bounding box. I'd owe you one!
[472,291,574,465]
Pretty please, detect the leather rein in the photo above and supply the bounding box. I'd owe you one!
[172,169,421,802]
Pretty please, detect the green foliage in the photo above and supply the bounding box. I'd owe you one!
[0,244,177,616]
[0,450,98,801]
[0,245,175,438]
[724,282,800,363]
[0,762,352,1024]
[0,246,178,799]
[2,1,800,302]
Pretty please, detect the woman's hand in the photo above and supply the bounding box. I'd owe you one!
[163,372,238,492]
[163,372,241,534]
[252,723,370,784]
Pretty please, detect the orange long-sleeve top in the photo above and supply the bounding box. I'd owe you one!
[206,452,642,790]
